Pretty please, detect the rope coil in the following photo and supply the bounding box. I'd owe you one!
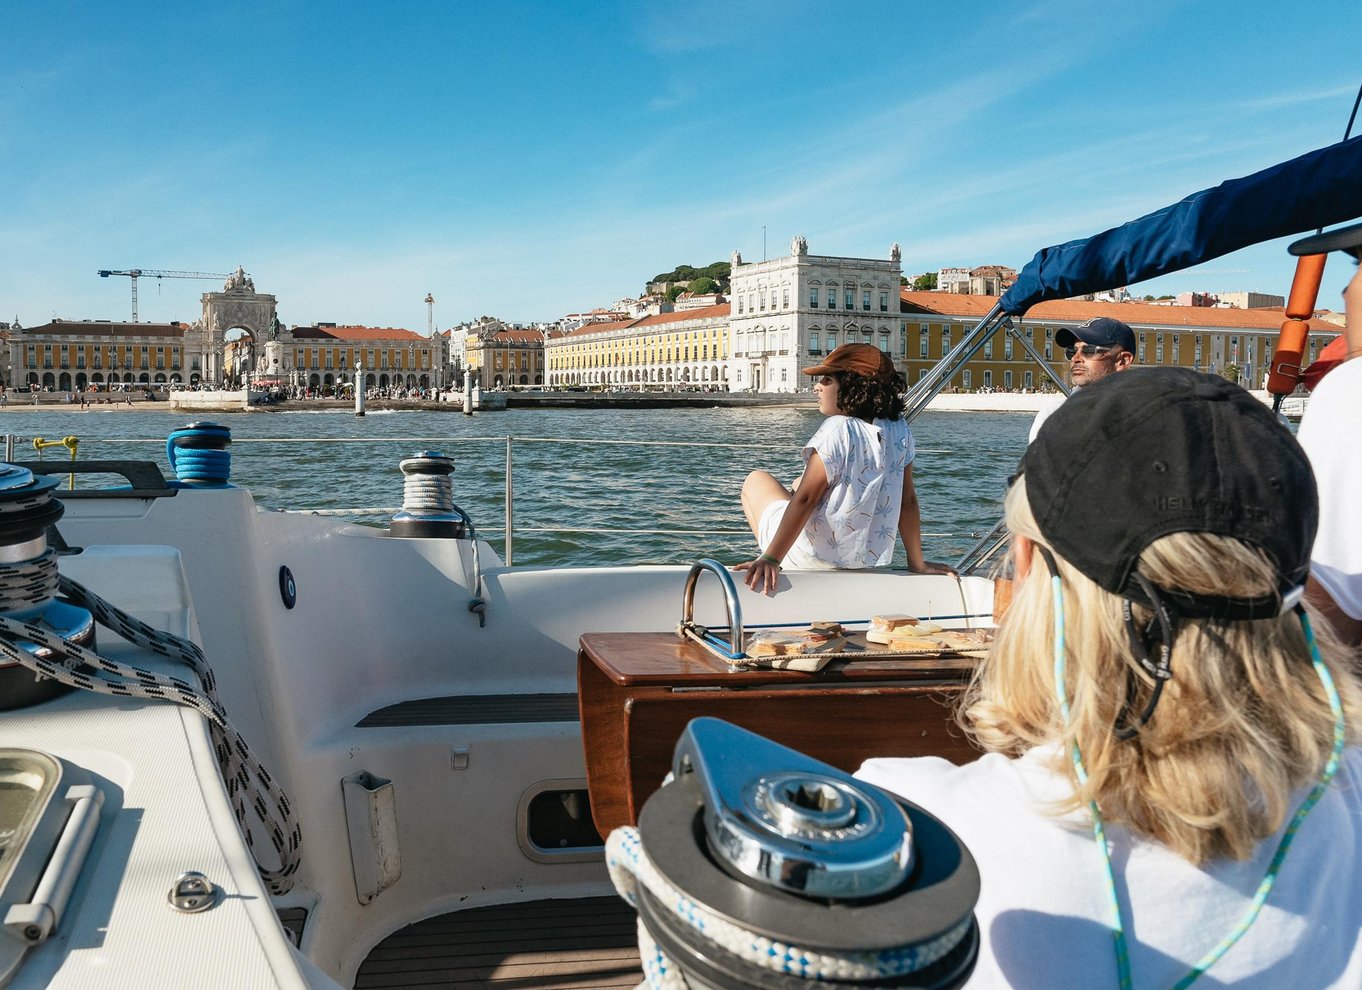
[0,566,301,894]
[607,826,968,987]
[0,549,61,613]
[166,423,233,487]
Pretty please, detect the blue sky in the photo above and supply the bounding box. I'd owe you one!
[3,0,1360,330]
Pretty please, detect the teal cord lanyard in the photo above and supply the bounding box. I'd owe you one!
[1051,572,1133,988]
[1050,574,1345,990]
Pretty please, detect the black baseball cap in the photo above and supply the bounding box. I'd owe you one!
[1018,367,1316,618]
[1055,317,1137,353]
[1288,219,1362,258]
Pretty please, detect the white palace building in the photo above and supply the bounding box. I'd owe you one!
[544,237,905,392]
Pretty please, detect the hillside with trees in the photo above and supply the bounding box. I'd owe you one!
[647,261,731,295]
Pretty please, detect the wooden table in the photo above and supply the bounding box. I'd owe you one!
[577,632,981,836]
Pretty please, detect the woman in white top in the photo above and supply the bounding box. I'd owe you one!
[736,343,952,594]
[859,367,1362,988]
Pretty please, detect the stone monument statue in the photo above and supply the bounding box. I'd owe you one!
[268,314,281,341]
[225,266,255,293]
[791,235,808,256]
[731,249,743,268]
[890,243,902,262]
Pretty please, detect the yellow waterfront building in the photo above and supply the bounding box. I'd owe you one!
[544,305,730,389]
[11,320,190,390]
[899,291,1341,392]
[464,326,546,388]
[220,324,437,392]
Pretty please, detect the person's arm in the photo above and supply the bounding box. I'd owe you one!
[898,463,955,575]
[734,453,831,594]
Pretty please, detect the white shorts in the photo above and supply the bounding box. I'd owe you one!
[756,500,831,570]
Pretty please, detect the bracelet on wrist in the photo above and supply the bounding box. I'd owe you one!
[758,552,781,567]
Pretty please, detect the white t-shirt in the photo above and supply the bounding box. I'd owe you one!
[1297,358,1362,619]
[1028,393,1068,443]
[857,745,1362,988]
[761,415,915,569]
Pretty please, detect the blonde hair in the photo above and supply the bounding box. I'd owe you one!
[964,481,1362,865]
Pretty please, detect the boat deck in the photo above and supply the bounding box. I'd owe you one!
[354,896,642,989]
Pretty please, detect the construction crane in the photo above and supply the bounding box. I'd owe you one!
[96,269,231,323]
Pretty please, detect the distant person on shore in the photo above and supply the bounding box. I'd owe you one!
[1028,317,1136,441]
[1290,221,1362,647]
[735,343,953,594]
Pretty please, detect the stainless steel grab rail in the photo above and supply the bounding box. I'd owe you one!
[681,558,744,657]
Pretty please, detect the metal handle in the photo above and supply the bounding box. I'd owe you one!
[3,784,104,944]
[671,718,914,899]
[681,559,744,656]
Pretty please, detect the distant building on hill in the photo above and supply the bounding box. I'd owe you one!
[937,267,971,293]
[968,265,1017,295]
[934,265,1017,295]
[673,291,725,311]
[1215,290,1285,309]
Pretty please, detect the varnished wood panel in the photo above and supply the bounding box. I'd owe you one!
[578,633,980,835]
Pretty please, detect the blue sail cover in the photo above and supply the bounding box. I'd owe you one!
[1001,136,1362,315]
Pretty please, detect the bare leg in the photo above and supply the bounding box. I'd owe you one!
[741,470,792,538]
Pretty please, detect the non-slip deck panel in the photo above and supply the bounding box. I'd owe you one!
[357,693,580,727]
[354,895,641,989]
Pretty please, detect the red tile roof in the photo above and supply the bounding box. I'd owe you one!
[475,329,544,344]
[900,291,1341,332]
[294,325,424,341]
[559,304,731,340]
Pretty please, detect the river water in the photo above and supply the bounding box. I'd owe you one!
[0,406,1031,567]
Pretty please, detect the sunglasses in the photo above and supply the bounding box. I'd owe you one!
[1064,344,1118,360]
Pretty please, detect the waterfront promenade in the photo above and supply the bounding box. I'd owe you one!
[0,388,1056,413]
[0,388,1293,416]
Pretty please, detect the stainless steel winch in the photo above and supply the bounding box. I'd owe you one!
[630,718,980,989]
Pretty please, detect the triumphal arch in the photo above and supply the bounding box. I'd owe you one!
[195,267,278,385]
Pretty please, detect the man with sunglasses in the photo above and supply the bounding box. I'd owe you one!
[1028,316,1137,441]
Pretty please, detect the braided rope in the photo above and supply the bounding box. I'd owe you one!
[0,548,61,613]
[606,826,968,985]
[0,563,301,894]
[401,473,453,511]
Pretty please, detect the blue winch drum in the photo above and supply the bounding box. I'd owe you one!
[166,422,233,487]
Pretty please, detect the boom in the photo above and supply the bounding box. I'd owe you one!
[97,269,231,322]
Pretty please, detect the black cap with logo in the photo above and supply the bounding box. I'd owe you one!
[1055,317,1138,353]
[1018,367,1316,618]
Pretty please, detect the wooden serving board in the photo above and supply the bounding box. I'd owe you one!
[699,629,990,667]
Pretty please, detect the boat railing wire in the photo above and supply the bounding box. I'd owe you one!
[17,434,1000,568]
